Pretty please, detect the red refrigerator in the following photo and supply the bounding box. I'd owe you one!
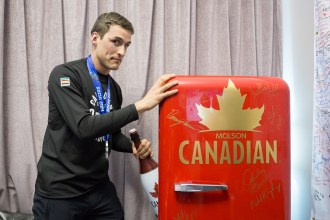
[159,76,290,220]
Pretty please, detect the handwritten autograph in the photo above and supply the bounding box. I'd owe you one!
[243,168,268,194]
[167,109,204,131]
[250,181,281,209]
[243,168,281,209]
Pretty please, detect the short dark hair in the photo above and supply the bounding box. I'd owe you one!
[91,12,134,39]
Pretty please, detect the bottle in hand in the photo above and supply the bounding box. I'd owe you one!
[129,128,159,216]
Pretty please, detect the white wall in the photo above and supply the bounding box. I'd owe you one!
[282,0,314,219]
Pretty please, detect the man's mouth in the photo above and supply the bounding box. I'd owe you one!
[112,58,122,63]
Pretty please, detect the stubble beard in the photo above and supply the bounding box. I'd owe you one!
[100,57,120,73]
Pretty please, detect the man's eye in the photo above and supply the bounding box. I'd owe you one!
[112,40,121,46]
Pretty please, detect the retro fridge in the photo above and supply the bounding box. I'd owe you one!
[158,76,290,220]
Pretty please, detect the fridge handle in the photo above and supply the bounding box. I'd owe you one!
[174,183,228,192]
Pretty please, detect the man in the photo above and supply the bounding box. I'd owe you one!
[32,12,178,220]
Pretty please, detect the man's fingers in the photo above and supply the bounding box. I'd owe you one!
[134,74,178,114]
[154,74,176,88]
[161,80,179,91]
[164,89,178,97]
[139,148,152,159]
[137,139,151,154]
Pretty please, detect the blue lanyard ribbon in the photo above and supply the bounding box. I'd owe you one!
[87,54,111,158]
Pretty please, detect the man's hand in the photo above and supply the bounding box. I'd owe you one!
[134,74,178,114]
[132,139,153,159]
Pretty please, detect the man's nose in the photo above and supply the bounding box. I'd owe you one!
[117,45,126,56]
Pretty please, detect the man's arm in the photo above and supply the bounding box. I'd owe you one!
[48,65,139,139]
[131,74,179,158]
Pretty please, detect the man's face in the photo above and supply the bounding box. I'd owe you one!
[91,24,132,73]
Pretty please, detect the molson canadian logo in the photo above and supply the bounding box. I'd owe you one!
[174,79,278,165]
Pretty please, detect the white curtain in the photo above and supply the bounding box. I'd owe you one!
[0,0,282,219]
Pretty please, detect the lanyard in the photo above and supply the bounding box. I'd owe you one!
[87,54,111,158]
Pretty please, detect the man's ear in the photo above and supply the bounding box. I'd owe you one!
[91,32,99,46]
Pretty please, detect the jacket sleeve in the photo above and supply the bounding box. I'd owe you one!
[111,130,133,153]
[48,64,139,140]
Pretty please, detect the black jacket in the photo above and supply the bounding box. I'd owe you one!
[35,58,139,198]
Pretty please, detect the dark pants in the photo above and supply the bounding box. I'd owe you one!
[32,180,124,220]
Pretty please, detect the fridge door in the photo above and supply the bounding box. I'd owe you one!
[159,76,290,220]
